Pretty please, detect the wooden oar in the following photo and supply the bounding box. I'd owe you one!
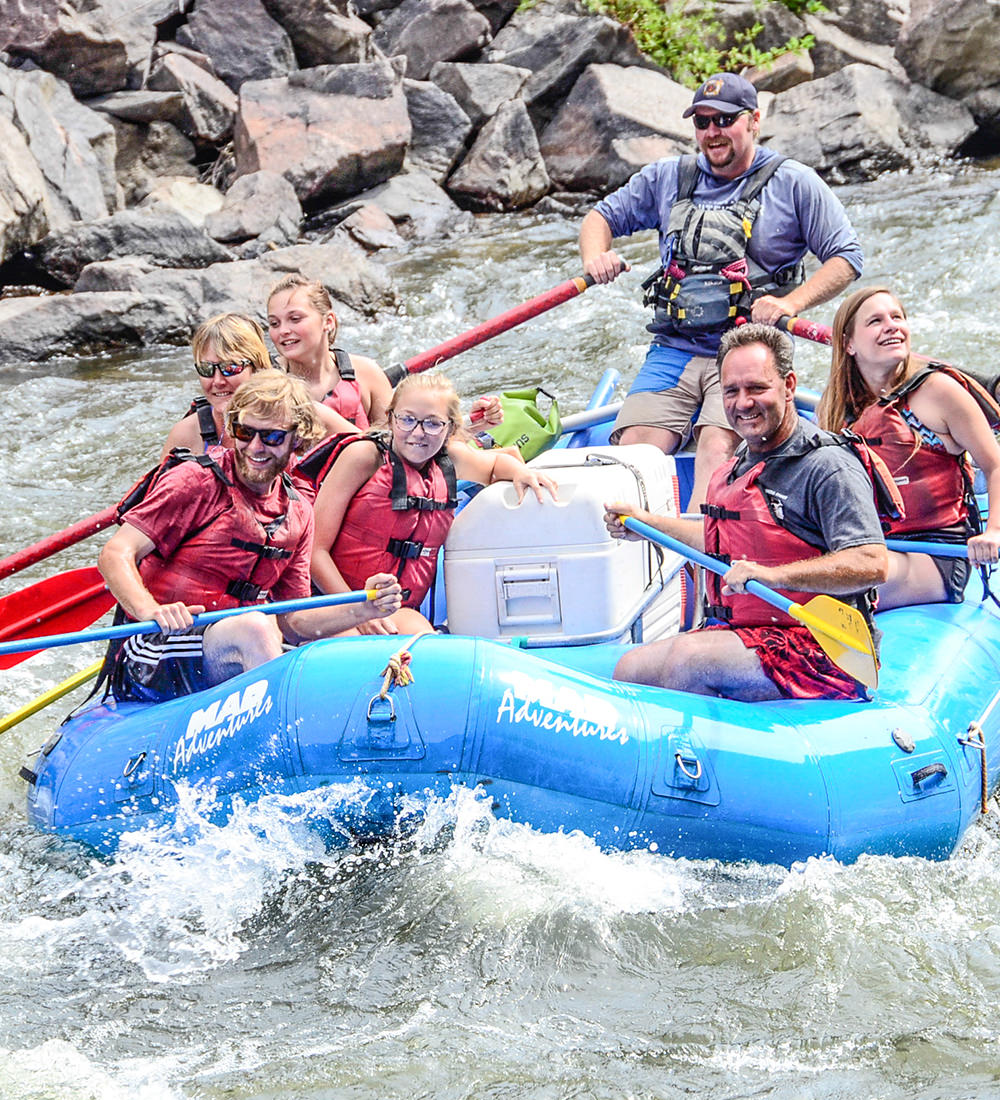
[0,567,115,670]
[621,515,879,689]
[384,275,595,384]
[0,588,379,660]
[0,660,102,735]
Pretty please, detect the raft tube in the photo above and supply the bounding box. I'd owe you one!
[24,599,1000,865]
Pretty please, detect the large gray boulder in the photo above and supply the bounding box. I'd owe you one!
[428,60,531,127]
[373,0,492,81]
[0,114,49,265]
[447,98,550,210]
[0,291,191,361]
[107,118,198,205]
[0,0,168,96]
[329,169,474,240]
[146,52,238,143]
[485,0,648,109]
[468,0,519,34]
[260,0,376,65]
[233,60,410,206]
[819,0,910,45]
[177,0,298,91]
[802,11,908,79]
[895,0,1000,99]
[35,208,233,286]
[540,64,692,192]
[0,66,119,229]
[68,237,396,331]
[206,169,303,244]
[761,63,976,184]
[84,89,185,125]
[403,79,473,184]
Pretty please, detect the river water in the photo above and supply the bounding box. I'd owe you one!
[3,163,1000,1099]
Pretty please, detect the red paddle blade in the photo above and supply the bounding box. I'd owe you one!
[0,566,115,670]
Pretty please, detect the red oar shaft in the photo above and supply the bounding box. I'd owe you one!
[775,315,833,346]
[386,275,594,383]
[0,505,116,582]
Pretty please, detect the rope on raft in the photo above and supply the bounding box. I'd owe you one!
[379,630,435,697]
[963,722,989,815]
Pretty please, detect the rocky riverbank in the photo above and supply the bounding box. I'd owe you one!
[0,0,995,361]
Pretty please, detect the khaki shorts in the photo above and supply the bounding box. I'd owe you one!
[610,353,729,443]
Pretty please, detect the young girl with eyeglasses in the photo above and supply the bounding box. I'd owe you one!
[160,313,354,460]
[310,372,558,635]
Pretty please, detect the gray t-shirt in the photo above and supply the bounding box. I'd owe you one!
[733,417,886,553]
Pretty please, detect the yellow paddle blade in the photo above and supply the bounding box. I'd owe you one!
[790,595,878,690]
[0,660,102,735]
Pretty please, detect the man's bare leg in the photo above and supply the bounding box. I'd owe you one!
[613,629,784,701]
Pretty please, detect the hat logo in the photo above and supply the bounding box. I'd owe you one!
[703,78,724,96]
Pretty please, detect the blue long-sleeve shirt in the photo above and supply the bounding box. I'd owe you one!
[595,147,864,356]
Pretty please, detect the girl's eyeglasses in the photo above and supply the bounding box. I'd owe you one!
[392,412,448,436]
[195,359,252,378]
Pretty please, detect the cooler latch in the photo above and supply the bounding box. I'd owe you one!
[495,563,561,626]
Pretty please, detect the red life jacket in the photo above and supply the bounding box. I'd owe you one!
[328,434,457,608]
[322,349,369,430]
[702,456,828,628]
[132,450,312,611]
[851,364,998,536]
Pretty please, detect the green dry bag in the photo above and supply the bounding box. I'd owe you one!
[475,387,561,461]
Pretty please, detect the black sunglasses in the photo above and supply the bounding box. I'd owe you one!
[195,359,252,378]
[692,111,749,130]
[231,422,293,446]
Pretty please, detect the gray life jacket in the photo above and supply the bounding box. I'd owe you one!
[644,154,804,333]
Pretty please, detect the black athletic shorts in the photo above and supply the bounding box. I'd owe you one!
[110,626,211,703]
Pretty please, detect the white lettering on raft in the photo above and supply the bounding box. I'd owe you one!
[172,679,273,772]
[495,670,629,745]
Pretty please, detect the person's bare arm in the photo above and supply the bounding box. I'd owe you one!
[579,209,629,284]
[722,542,889,596]
[751,256,857,325]
[98,523,205,630]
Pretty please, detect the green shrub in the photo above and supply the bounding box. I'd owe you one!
[574,0,816,87]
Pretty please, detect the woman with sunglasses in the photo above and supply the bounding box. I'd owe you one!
[160,313,354,460]
[816,286,1000,609]
[310,372,558,635]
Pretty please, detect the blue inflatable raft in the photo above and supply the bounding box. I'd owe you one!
[23,596,1000,865]
[19,398,1000,866]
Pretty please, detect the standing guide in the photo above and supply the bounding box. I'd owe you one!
[580,72,863,507]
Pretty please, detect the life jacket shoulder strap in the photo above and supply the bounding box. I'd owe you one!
[293,432,367,488]
[388,443,458,512]
[882,363,1000,429]
[332,347,356,381]
[189,395,220,446]
[115,448,231,523]
[675,153,786,205]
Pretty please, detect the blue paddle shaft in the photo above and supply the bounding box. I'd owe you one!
[621,516,795,615]
[0,589,373,658]
[885,539,968,559]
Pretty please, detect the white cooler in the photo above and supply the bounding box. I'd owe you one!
[443,444,687,643]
